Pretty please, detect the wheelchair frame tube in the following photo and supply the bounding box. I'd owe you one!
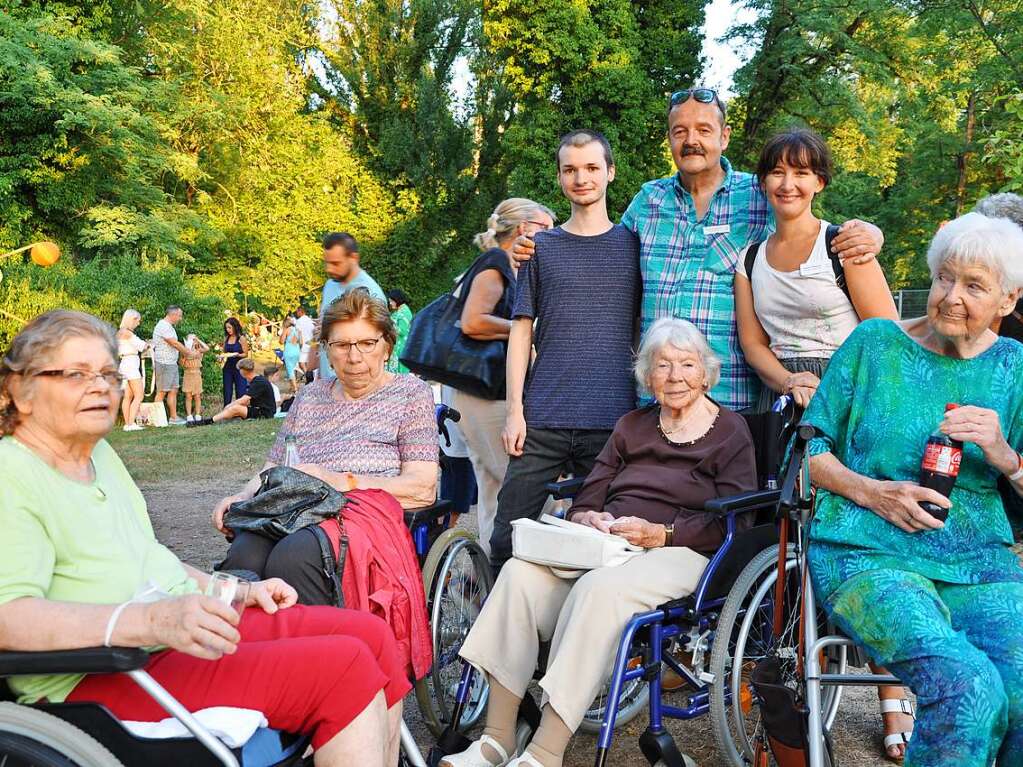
[803,575,826,767]
[400,720,428,767]
[691,512,737,614]
[127,669,240,767]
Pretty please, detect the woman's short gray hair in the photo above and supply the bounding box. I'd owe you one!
[635,317,721,392]
[0,310,117,436]
[926,212,1023,292]
[974,193,1023,228]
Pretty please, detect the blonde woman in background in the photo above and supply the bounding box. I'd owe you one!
[116,309,149,431]
[449,198,555,557]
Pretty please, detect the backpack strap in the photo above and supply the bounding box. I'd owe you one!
[824,223,852,302]
[743,240,765,283]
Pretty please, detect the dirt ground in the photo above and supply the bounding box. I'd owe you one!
[137,457,895,767]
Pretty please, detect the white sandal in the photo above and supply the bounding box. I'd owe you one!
[440,734,515,767]
[880,698,915,763]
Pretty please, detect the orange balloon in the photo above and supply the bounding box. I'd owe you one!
[30,241,60,267]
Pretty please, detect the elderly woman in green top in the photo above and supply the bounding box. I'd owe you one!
[804,212,1023,767]
[0,310,409,767]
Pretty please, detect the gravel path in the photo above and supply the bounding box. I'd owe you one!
[146,475,893,767]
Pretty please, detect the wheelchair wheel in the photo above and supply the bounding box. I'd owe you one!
[578,671,649,734]
[0,703,124,767]
[415,529,494,737]
[708,545,844,767]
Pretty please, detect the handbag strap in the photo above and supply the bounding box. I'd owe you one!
[310,519,348,608]
[449,254,493,312]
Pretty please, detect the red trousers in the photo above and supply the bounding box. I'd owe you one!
[67,605,411,749]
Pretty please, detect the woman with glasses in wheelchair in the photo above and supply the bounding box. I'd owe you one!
[0,309,409,767]
[213,288,439,603]
[734,127,914,761]
[441,318,757,767]
[804,212,1023,767]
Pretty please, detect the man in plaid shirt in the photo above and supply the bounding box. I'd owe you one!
[620,89,883,410]
[515,88,884,411]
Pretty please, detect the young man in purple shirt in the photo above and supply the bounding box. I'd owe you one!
[489,130,641,572]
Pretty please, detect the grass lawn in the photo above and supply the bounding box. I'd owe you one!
[107,419,281,483]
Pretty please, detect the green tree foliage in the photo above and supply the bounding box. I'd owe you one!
[315,0,486,292]
[2,0,711,334]
[484,0,705,217]
[726,0,1023,287]
[0,11,204,261]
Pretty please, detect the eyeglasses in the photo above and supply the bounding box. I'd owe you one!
[525,220,552,230]
[669,87,726,116]
[34,368,124,387]
[326,336,384,355]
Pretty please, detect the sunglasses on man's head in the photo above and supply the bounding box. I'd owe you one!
[669,88,726,116]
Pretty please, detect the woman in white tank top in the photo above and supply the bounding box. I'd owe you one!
[734,129,898,411]
[734,129,913,762]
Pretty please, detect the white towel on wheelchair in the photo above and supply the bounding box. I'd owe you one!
[122,707,268,747]
[512,515,644,575]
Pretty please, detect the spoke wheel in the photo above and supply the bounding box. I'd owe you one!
[415,530,493,737]
[0,704,124,767]
[578,664,649,734]
[708,545,843,767]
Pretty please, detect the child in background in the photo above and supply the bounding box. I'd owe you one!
[182,334,210,423]
[263,363,286,415]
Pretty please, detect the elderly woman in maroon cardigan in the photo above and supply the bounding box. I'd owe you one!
[443,317,757,767]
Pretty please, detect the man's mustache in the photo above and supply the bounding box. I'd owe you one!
[681,147,705,156]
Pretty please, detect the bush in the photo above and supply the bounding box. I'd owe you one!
[0,254,225,395]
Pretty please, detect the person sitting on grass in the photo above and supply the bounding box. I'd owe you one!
[189,358,276,426]
[263,362,291,414]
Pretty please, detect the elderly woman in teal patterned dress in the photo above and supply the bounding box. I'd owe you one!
[804,212,1023,767]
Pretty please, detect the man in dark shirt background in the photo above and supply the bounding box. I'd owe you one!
[489,129,641,572]
[190,358,276,426]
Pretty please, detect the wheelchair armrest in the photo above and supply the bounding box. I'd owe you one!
[545,477,585,500]
[404,498,453,528]
[0,647,150,676]
[704,489,780,515]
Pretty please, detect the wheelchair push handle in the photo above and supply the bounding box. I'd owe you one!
[778,421,817,512]
[435,404,461,448]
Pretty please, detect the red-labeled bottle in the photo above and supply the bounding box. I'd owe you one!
[918,403,962,522]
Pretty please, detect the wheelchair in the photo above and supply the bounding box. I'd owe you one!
[429,396,820,767]
[409,404,494,738]
[0,646,311,767]
[717,422,903,767]
[0,405,487,767]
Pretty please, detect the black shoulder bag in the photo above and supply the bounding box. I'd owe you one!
[399,255,508,399]
[220,465,350,607]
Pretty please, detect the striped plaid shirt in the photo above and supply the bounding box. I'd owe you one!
[621,157,773,411]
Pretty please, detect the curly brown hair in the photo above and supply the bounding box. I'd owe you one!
[0,310,117,436]
[319,288,397,354]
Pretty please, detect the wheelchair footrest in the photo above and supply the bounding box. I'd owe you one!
[639,727,695,767]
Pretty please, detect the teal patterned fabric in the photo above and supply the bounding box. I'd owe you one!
[621,157,772,411]
[825,571,1023,767]
[804,318,1023,766]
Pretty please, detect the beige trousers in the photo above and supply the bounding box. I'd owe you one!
[450,390,509,557]
[459,547,709,731]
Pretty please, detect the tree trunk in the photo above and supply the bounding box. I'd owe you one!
[955,91,978,217]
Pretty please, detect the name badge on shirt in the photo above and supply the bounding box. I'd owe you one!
[799,261,831,277]
[704,224,731,235]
